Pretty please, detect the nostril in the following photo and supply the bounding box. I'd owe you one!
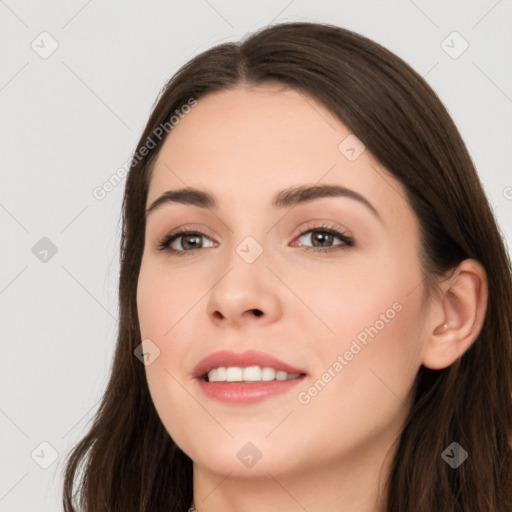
[252,309,263,317]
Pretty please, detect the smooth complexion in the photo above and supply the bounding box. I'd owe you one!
[136,84,487,512]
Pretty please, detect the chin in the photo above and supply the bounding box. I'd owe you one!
[178,434,303,478]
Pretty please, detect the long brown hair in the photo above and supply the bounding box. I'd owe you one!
[62,21,512,511]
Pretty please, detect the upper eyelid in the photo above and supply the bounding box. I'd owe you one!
[160,218,351,237]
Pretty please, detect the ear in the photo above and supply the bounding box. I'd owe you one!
[421,259,488,370]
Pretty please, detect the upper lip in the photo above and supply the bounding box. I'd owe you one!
[193,349,307,379]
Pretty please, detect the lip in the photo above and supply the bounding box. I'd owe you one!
[197,378,306,404]
[193,349,308,405]
[193,349,307,378]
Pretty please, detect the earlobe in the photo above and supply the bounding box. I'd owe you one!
[421,259,488,370]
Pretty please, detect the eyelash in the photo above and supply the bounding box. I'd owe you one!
[156,222,354,257]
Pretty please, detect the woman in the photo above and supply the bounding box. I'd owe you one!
[62,21,512,511]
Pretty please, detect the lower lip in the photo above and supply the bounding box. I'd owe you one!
[197,376,306,404]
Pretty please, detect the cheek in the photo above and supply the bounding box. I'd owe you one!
[136,258,199,339]
[292,290,424,452]
[287,250,418,340]
[291,246,425,392]
[137,260,200,446]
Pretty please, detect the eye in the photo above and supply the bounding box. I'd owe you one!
[291,222,354,253]
[156,221,354,256]
[157,229,216,255]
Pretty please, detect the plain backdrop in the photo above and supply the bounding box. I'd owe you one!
[1,0,511,510]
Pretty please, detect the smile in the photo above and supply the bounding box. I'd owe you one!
[193,349,308,404]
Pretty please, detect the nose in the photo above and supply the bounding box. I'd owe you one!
[206,252,283,329]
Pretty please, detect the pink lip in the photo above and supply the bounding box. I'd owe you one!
[193,349,306,378]
[197,378,306,404]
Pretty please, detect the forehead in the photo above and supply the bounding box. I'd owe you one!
[147,85,410,221]
[155,85,347,173]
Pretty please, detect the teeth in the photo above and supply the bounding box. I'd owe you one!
[261,367,275,381]
[243,366,262,381]
[226,367,243,382]
[207,366,301,382]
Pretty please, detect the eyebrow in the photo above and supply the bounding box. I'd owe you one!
[145,184,382,221]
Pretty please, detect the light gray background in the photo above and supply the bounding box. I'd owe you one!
[1,1,511,510]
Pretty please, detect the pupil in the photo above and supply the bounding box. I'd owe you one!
[313,232,332,247]
[183,234,201,249]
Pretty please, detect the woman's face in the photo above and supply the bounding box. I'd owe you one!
[137,85,430,480]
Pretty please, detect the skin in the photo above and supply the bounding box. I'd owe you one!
[136,84,488,512]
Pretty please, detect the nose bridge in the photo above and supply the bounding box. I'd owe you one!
[234,233,266,266]
[205,224,281,323]
[220,231,268,294]
[221,199,270,266]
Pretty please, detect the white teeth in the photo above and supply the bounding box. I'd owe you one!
[261,367,276,381]
[226,367,243,382]
[243,366,262,381]
[207,366,301,382]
